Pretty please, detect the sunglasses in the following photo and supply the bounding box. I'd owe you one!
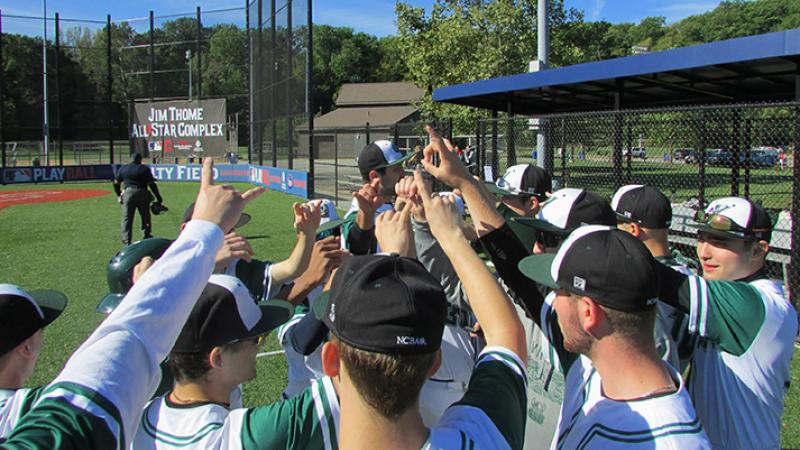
[230,334,265,347]
[692,211,769,238]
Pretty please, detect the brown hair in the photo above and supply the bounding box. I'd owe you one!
[602,304,657,345]
[336,337,436,419]
[168,341,247,383]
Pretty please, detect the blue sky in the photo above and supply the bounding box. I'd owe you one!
[3,0,723,37]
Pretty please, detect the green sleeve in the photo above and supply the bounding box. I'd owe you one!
[340,211,357,251]
[238,378,338,450]
[681,276,766,356]
[454,348,527,450]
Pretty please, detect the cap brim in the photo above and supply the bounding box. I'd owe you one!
[511,217,570,236]
[246,300,294,337]
[378,151,416,169]
[235,213,252,229]
[484,182,511,196]
[28,290,67,325]
[316,217,351,235]
[517,254,559,289]
[96,293,124,314]
[693,224,752,240]
[312,291,331,320]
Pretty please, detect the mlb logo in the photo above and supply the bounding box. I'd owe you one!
[573,276,586,291]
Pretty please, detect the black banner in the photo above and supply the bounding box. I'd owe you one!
[130,99,227,158]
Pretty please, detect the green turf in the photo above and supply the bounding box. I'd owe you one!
[0,181,300,408]
[1,180,798,446]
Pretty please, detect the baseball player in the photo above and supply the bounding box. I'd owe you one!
[484,163,552,251]
[311,173,528,448]
[341,140,414,254]
[132,274,341,450]
[654,196,797,450]
[518,226,710,449]
[0,285,67,442]
[611,184,695,370]
[1,158,261,449]
[114,152,164,245]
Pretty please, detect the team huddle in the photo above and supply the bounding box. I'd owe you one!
[0,125,797,449]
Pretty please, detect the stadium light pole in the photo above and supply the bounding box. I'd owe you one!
[186,49,193,101]
[533,0,549,173]
[42,0,50,165]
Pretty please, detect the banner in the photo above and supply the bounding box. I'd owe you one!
[130,99,228,158]
[2,165,115,184]
[248,165,308,198]
[149,164,251,184]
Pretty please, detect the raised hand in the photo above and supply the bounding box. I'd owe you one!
[375,204,415,257]
[192,158,265,233]
[414,169,466,244]
[395,175,426,221]
[214,232,255,272]
[353,177,385,216]
[420,125,473,189]
[294,200,323,235]
[305,236,350,285]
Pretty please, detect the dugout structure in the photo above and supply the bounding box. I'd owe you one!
[433,29,800,304]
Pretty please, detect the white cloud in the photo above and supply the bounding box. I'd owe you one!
[587,0,606,21]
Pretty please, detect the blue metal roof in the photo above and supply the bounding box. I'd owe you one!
[433,29,800,114]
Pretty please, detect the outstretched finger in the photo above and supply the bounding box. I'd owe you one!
[241,186,265,204]
[398,198,414,222]
[201,157,215,187]
[414,169,433,206]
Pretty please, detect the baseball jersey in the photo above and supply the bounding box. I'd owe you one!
[533,296,709,450]
[224,258,280,302]
[131,376,340,450]
[653,255,695,372]
[678,275,797,450]
[424,346,527,450]
[0,220,223,449]
[276,304,324,399]
[0,388,43,443]
[341,198,393,253]
[553,356,709,449]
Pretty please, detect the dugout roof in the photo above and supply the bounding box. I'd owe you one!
[433,29,800,114]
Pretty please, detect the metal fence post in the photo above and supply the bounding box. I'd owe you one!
[306,0,314,197]
[0,9,4,171]
[475,118,481,177]
[286,0,293,170]
[743,110,752,198]
[149,11,155,101]
[196,7,202,101]
[697,110,707,208]
[246,0,252,163]
[107,14,114,163]
[269,0,276,168]
[365,122,370,144]
[613,81,624,189]
[731,108,741,196]
[506,103,516,167]
[55,13,63,167]
[491,110,498,179]
[791,71,800,306]
[560,117,566,186]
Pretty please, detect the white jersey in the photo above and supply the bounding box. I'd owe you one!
[0,388,42,442]
[680,275,798,450]
[132,377,340,450]
[424,347,527,450]
[553,356,710,449]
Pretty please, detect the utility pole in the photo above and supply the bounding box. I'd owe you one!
[186,49,193,101]
[533,0,550,173]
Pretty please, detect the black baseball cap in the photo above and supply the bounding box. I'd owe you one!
[182,202,251,230]
[518,226,659,312]
[0,284,68,355]
[513,188,616,236]
[357,140,415,177]
[172,274,293,353]
[693,196,773,242]
[611,185,672,229]
[313,254,447,355]
[485,164,552,199]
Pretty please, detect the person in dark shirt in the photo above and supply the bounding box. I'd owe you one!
[113,153,163,245]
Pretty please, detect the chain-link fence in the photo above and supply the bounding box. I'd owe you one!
[477,101,799,301]
[0,7,250,167]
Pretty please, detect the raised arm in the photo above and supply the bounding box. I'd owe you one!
[415,170,526,362]
[270,201,322,285]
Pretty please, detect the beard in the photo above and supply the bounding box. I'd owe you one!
[560,312,592,355]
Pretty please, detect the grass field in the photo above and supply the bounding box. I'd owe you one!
[1,180,799,447]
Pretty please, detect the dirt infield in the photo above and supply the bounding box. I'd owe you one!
[0,189,110,210]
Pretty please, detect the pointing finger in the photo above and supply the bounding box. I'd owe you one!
[201,157,215,188]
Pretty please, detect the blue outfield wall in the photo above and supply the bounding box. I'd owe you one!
[1,163,309,199]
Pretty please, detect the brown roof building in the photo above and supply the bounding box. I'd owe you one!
[299,82,425,159]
